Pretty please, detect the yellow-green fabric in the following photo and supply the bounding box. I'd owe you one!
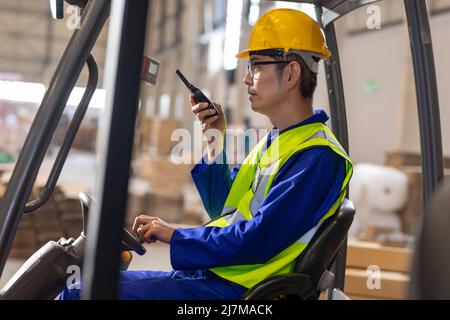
[207,122,352,288]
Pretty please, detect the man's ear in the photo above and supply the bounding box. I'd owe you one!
[286,61,301,90]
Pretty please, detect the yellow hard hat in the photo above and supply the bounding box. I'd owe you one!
[236,8,331,59]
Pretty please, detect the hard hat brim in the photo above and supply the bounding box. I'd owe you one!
[236,48,331,60]
[235,49,251,59]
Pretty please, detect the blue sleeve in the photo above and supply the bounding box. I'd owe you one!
[171,147,346,270]
[191,151,241,219]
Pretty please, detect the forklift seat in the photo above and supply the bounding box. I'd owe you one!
[244,199,355,300]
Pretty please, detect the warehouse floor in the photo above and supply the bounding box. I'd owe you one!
[0,242,172,289]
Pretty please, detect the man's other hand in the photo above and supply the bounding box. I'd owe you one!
[132,215,175,244]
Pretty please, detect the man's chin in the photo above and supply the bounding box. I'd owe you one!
[250,103,259,112]
[250,103,266,115]
[249,99,259,110]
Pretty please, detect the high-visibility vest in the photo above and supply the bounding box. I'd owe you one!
[206,122,353,289]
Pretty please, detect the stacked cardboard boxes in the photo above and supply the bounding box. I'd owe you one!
[53,117,98,152]
[182,183,209,225]
[137,117,180,156]
[5,188,84,259]
[126,190,203,228]
[136,150,196,223]
[344,240,412,300]
[9,215,37,259]
[134,115,206,223]
[138,154,191,195]
[146,190,184,223]
[72,123,97,152]
[150,118,180,155]
[137,118,153,153]
[126,193,151,229]
[0,183,4,199]
[134,116,191,222]
[2,186,188,260]
[58,197,84,238]
[386,151,450,169]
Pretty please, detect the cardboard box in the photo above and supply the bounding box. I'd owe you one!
[397,166,423,234]
[60,211,83,221]
[3,182,86,258]
[138,154,191,195]
[36,229,65,243]
[126,194,151,228]
[137,118,153,152]
[65,228,84,238]
[347,240,412,273]
[147,190,183,223]
[0,183,5,198]
[9,248,36,259]
[12,230,37,246]
[319,240,412,300]
[344,240,412,300]
[126,190,184,225]
[386,151,450,169]
[33,219,61,230]
[18,215,34,229]
[345,268,409,299]
[150,118,180,155]
[57,198,81,212]
[182,183,208,224]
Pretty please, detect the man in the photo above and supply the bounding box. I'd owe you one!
[60,8,352,300]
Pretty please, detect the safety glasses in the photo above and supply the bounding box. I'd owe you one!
[246,60,292,80]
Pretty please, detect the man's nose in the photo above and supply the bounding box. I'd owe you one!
[243,71,253,85]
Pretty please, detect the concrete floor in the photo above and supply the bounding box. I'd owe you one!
[0,242,172,290]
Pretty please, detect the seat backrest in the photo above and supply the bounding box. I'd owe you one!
[294,199,355,288]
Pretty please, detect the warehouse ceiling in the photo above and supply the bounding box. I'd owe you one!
[0,0,108,86]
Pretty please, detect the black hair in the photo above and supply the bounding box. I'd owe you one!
[274,53,319,100]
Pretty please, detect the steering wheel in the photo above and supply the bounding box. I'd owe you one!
[79,192,146,256]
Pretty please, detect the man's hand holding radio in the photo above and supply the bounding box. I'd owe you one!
[189,95,227,163]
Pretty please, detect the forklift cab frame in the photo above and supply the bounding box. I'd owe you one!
[0,0,444,299]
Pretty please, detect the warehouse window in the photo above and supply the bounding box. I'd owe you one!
[159,94,171,119]
[247,0,261,26]
[214,0,228,29]
[174,0,183,44]
[158,0,166,52]
[201,0,214,34]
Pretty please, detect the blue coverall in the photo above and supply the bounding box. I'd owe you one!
[60,109,345,300]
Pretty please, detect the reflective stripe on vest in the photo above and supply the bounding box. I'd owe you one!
[247,128,347,217]
[206,122,353,288]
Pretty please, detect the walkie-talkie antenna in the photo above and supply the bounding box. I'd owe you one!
[176,69,192,90]
[176,68,219,115]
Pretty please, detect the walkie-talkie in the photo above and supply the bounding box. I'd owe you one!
[176,69,219,116]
